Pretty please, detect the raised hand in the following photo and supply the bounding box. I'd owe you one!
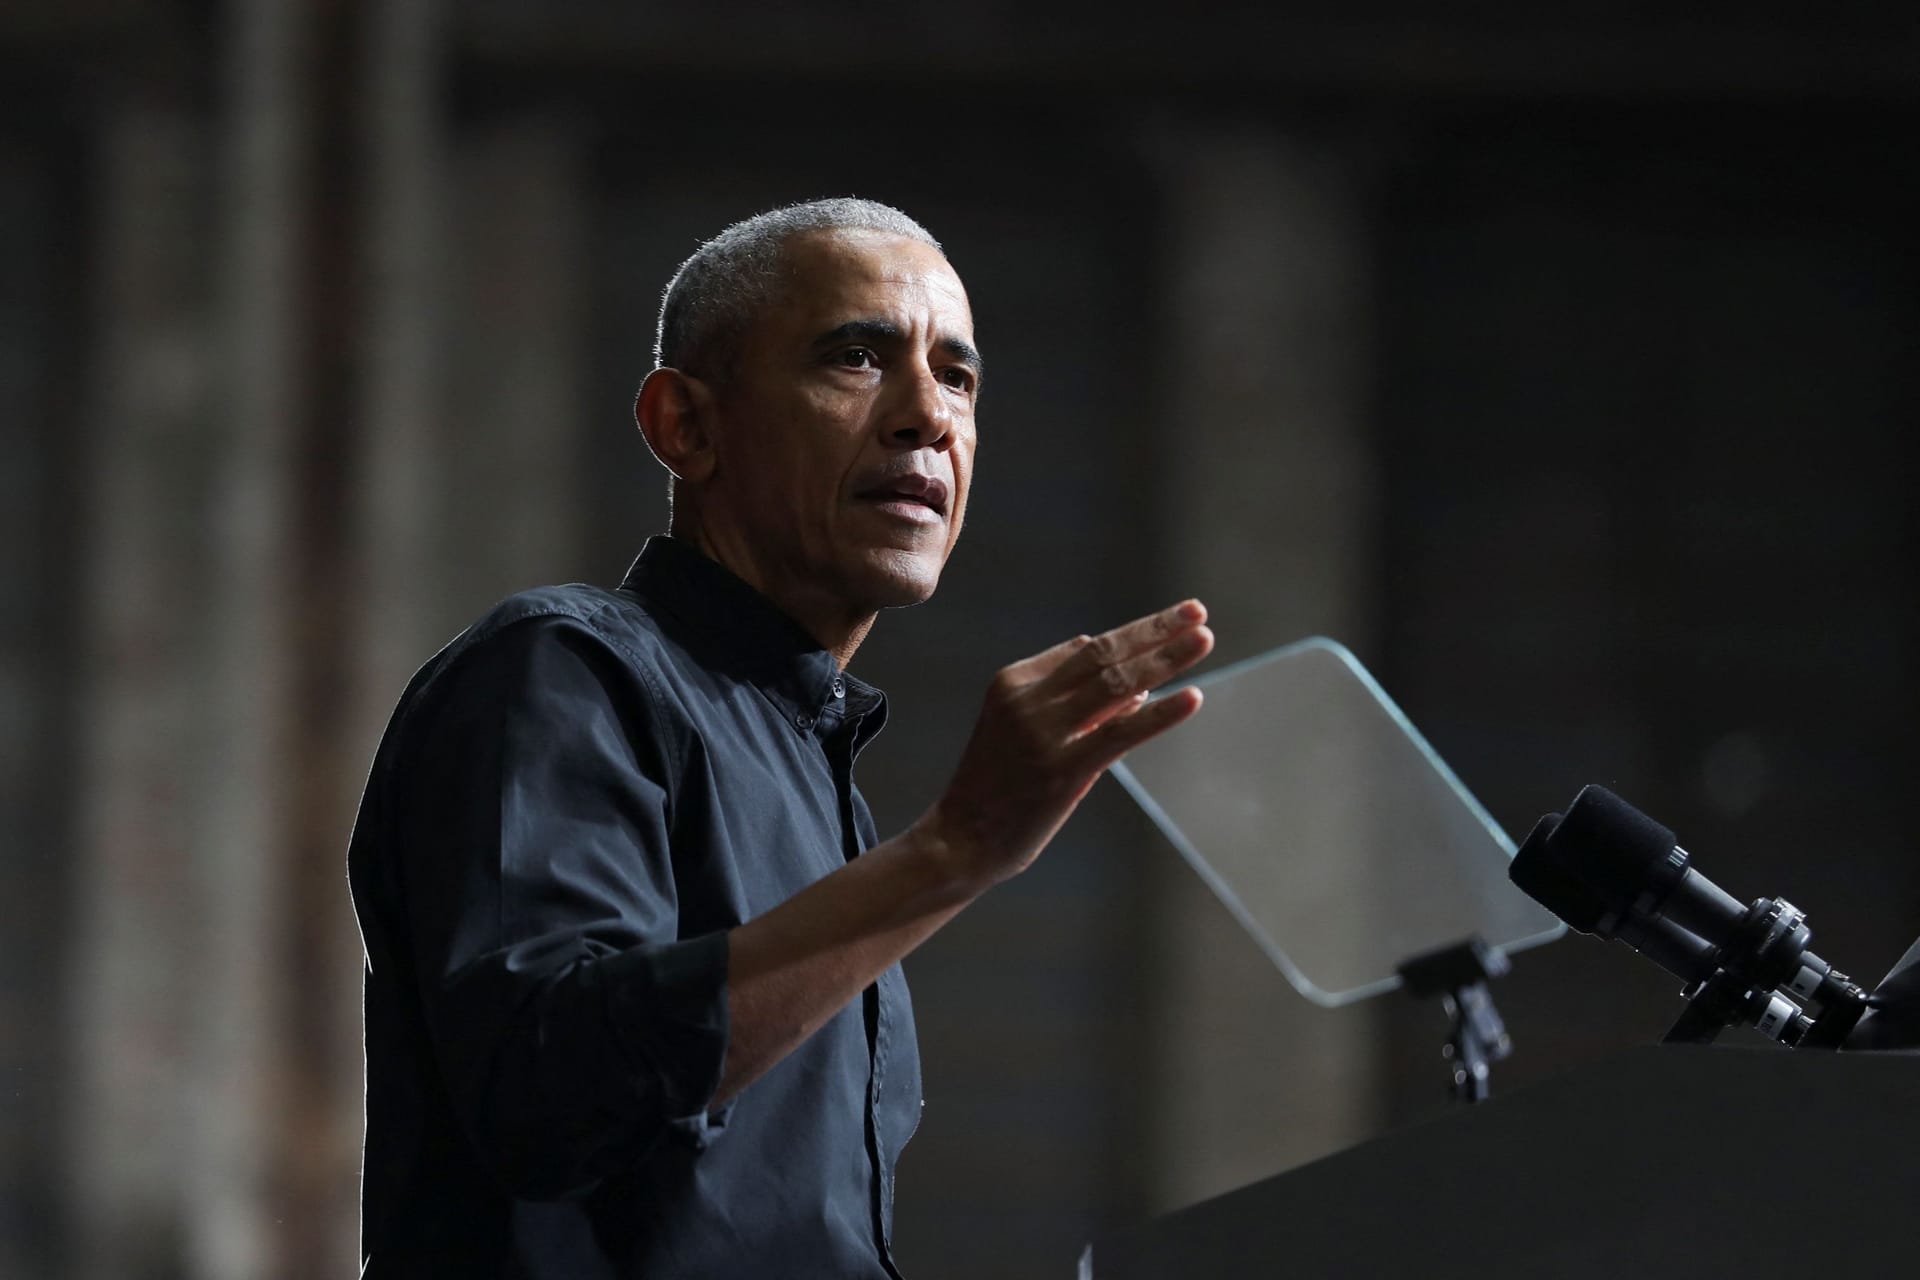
[916,600,1214,891]
[718,600,1213,1100]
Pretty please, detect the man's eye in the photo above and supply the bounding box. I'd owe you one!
[940,368,975,392]
[837,347,877,368]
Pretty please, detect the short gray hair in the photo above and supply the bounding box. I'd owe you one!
[654,197,942,378]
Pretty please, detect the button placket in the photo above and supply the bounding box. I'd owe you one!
[874,979,892,1239]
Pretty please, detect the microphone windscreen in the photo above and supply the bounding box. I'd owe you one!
[1510,811,1610,933]
[1548,785,1681,911]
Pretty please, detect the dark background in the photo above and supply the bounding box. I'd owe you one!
[4,4,1916,1277]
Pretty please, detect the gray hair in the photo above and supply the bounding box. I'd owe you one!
[653,197,942,378]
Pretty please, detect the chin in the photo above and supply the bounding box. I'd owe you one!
[845,548,945,610]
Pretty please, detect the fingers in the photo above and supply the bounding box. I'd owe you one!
[1049,618,1214,732]
[1013,599,1207,685]
[1013,598,1198,688]
[998,630,1104,687]
[1068,600,1207,678]
[1074,686,1205,772]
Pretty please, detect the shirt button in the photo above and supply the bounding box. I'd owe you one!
[794,713,814,731]
[831,678,846,699]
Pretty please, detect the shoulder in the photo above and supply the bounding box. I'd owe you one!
[398,583,684,728]
[458,583,664,664]
[370,582,707,794]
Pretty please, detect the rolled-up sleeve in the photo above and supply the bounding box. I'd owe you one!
[390,613,728,1200]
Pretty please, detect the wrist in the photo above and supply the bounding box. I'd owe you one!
[899,807,1000,904]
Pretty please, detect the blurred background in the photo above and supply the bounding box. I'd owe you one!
[4,2,1919,1277]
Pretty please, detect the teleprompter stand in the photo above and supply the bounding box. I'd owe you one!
[1397,936,1513,1103]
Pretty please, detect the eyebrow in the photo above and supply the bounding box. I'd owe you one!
[811,319,986,379]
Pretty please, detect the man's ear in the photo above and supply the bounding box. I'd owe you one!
[635,368,718,485]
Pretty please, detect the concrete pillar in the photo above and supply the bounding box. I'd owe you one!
[1140,124,1386,1211]
[438,114,593,614]
[353,0,449,702]
[67,106,216,1280]
[321,3,452,1272]
[185,0,309,1274]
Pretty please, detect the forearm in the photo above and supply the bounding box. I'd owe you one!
[717,819,979,1102]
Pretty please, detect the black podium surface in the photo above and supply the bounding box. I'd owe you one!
[1084,1046,1919,1278]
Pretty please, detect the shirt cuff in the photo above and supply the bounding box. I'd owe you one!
[598,931,731,1124]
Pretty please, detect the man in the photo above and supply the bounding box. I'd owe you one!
[348,198,1214,1277]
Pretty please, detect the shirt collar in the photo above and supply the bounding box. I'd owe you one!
[618,535,886,739]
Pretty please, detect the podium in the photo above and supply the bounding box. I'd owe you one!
[1082,1046,1919,1278]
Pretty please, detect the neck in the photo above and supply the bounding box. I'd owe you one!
[677,520,876,669]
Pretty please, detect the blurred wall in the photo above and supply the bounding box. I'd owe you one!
[4,3,1917,1278]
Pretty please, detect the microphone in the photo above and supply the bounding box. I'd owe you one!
[1510,785,1869,1047]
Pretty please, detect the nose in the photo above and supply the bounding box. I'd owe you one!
[878,360,956,451]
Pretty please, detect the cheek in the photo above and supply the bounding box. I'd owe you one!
[953,432,977,502]
[731,398,833,505]
[947,439,977,540]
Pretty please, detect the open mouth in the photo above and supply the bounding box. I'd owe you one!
[854,472,949,518]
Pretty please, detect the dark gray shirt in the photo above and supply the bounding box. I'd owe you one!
[349,535,920,1278]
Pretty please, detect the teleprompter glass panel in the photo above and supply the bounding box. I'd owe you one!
[1110,638,1563,1007]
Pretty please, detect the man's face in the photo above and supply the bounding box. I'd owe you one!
[699,229,980,617]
